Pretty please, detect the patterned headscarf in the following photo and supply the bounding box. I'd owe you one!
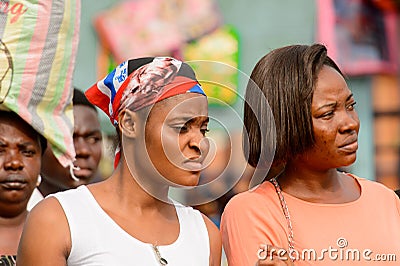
[85,57,206,168]
[85,57,205,126]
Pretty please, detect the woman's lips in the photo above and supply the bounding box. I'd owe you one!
[339,141,358,153]
[182,161,204,171]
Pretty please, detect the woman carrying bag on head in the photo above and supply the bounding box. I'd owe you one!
[0,110,47,266]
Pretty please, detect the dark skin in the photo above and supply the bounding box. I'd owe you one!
[0,114,42,255]
[39,105,102,196]
[18,93,222,265]
[257,66,360,265]
[277,65,360,203]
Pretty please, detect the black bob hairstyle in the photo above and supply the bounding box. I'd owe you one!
[243,43,344,169]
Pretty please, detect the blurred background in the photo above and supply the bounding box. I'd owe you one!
[73,0,400,224]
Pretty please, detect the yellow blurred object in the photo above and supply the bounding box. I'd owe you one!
[184,25,239,106]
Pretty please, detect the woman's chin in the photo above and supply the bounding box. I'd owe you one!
[168,172,201,188]
[343,154,357,167]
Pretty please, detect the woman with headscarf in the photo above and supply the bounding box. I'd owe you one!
[18,57,221,265]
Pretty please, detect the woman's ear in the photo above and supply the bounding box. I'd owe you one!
[118,109,139,138]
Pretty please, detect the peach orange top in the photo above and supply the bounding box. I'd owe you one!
[221,175,400,265]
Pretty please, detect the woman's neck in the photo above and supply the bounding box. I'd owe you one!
[0,210,27,255]
[97,164,172,211]
[279,166,340,190]
[276,165,360,203]
[0,209,27,227]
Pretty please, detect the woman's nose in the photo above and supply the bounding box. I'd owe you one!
[189,131,209,156]
[339,110,360,134]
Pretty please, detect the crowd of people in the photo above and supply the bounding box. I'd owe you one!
[0,44,399,266]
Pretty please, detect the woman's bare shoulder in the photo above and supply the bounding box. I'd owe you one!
[17,196,70,266]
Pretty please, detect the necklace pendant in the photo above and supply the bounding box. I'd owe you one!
[152,245,168,265]
[159,257,168,265]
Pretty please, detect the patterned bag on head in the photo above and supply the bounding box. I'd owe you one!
[0,0,80,167]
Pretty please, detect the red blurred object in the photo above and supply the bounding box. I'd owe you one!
[317,0,399,76]
[371,0,400,12]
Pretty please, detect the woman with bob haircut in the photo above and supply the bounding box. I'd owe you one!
[18,57,221,265]
[221,44,400,265]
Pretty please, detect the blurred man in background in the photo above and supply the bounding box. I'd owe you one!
[37,89,103,198]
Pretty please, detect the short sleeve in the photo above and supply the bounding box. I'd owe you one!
[220,184,288,266]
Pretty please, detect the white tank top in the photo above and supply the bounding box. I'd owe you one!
[52,186,210,266]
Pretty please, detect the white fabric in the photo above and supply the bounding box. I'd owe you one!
[51,186,210,265]
[27,188,44,211]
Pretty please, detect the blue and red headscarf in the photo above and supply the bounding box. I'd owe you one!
[86,57,205,126]
[85,57,206,167]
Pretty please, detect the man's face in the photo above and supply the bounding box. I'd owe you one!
[41,105,102,190]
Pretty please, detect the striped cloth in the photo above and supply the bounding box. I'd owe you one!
[0,0,81,167]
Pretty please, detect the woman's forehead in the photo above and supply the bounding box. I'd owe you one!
[150,94,208,120]
[0,116,41,144]
[158,93,207,109]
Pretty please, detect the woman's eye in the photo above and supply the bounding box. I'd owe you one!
[172,126,187,133]
[320,111,334,119]
[347,101,357,111]
[200,128,209,136]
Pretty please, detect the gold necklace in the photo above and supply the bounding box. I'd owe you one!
[152,244,168,265]
[269,177,295,260]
